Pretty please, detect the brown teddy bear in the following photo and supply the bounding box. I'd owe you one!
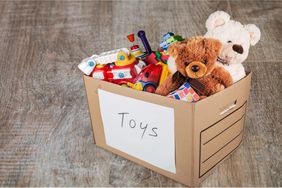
[155,37,233,96]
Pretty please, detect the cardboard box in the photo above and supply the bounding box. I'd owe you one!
[83,72,252,187]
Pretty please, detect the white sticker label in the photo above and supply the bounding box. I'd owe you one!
[98,89,176,173]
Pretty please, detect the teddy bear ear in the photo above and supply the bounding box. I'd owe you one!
[167,42,185,57]
[244,24,261,46]
[205,11,230,31]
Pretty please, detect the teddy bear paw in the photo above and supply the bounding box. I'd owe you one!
[215,84,225,92]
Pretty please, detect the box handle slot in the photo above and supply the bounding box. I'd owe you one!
[220,100,237,116]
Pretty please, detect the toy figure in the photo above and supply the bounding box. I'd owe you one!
[155,37,233,97]
[205,11,261,83]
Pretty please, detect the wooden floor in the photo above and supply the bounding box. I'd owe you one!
[0,0,281,187]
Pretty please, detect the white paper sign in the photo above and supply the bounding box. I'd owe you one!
[98,89,175,173]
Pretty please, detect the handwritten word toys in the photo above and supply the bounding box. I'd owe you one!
[118,112,158,139]
[160,32,184,51]
[78,48,130,75]
[127,34,146,59]
[167,82,200,102]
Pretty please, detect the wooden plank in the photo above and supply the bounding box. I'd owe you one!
[0,0,281,186]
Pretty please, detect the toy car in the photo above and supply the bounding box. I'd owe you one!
[78,48,130,75]
[127,63,165,93]
[91,64,109,80]
[90,51,145,85]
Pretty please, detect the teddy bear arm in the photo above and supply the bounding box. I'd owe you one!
[197,76,220,96]
[213,66,233,87]
[155,73,185,96]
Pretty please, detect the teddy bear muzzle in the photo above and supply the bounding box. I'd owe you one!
[186,61,207,79]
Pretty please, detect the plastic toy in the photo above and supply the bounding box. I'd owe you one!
[90,51,145,85]
[107,52,139,85]
[78,56,97,75]
[127,61,169,93]
[137,30,152,55]
[136,30,170,65]
[167,82,200,102]
[127,64,163,93]
[144,51,170,65]
[144,53,159,64]
[91,64,109,80]
[78,48,130,75]
[160,51,170,63]
[95,48,130,65]
[160,32,184,51]
[156,62,169,85]
[127,34,146,59]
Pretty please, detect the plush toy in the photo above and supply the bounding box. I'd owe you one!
[204,11,261,83]
[155,37,233,96]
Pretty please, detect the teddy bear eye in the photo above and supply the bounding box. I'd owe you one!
[227,40,232,43]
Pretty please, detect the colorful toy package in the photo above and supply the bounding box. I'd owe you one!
[167,82,200,102]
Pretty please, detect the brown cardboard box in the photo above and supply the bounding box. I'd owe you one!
[83,72,252,187]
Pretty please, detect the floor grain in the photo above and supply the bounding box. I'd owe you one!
[0,0,281,187]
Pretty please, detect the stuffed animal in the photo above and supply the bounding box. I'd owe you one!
[205,11,261,83]
[155,37,233,96]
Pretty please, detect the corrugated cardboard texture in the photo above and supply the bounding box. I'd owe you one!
[83,73,252,187]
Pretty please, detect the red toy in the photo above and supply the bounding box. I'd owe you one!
[107,62,138,85]
[90,51,144,86]
[144,51,170,65]
[127,34,146,59]
[91,64,109,81]
[127,64,163,93]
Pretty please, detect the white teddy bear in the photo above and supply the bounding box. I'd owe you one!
[205,11,261,83]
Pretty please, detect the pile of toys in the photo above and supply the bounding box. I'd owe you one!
[78,11,261,102]
[79,30,182,94]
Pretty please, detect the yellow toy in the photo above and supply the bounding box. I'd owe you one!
[156,61,170,85]
[115,51,137,66]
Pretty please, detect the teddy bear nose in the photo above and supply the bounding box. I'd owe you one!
[191,65,200,72]
[232,44,244,54]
